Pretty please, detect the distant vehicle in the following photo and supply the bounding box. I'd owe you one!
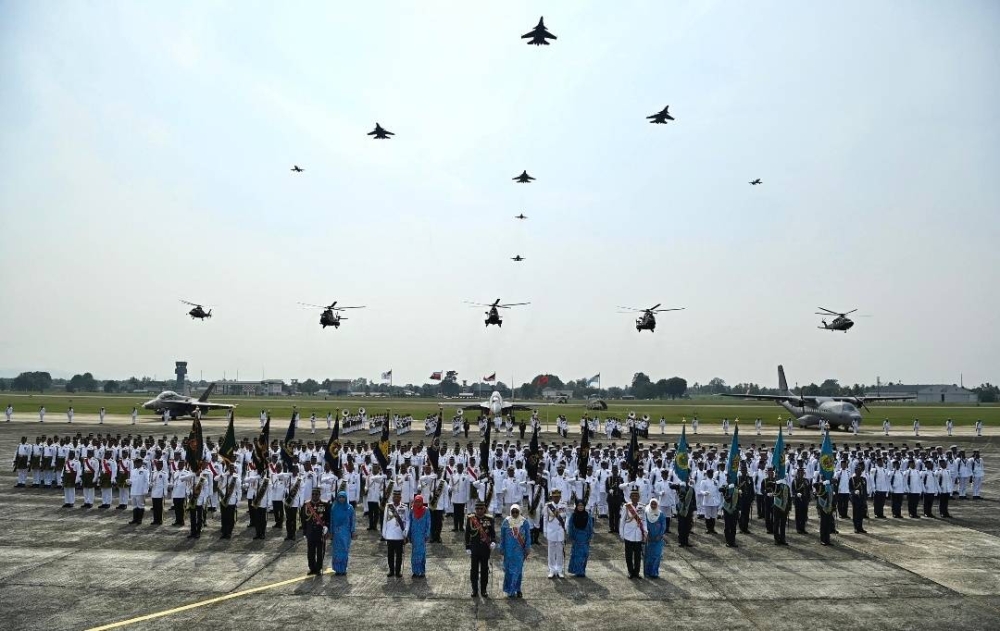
[646,105,674,124]
[141,383,234,418]
[586,397,608,411]
[555,396,568,404]
[465,298,530,328]
[617,303,685,332]
[512,170,535,183]
[817,307,865,332]
[367,123,394,139]
[291,165,304,172]
[181,300,212,320]
[522,16,557,46]
[298,300,366,329]
[749,178,762,185]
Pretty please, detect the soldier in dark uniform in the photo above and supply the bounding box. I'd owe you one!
[771,479,790,545]
[849,464,869,534]
[762,467,777,534]
[300,488,330,575]
[465,500,496,598]
[815,480,835,545]
[605,465,625,534]
[674,480,696,547]
[792,467,812,534]
[736,463,755,534]
[721,482,740,548]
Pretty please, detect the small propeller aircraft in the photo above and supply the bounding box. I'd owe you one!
[512,170,535,183]
[817,307,866,332]
[367,123,394,139]
[511,255,525,262]
[749,178,762,185]
[181,300,212,320]
[646,105,675,124]
[291,165,304,172]
[298,300,366,329]
[465,298,530,328]
[617,303,685,332]
[515,213,527,220]
[522,16,557,46]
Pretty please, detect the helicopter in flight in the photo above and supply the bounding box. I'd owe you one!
[299,301,366,329]
[617,303,684,332]
[465,298,530,328]
[817,307,864,332]
[181,300,212,320]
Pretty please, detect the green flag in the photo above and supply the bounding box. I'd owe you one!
[219,411,237,465]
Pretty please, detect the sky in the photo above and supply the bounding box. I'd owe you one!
[1,1,998,390]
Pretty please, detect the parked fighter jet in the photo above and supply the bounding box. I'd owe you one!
[367,123,394,139]
[141,383,235,418]
[462,391,533,419]
[291,165,304,172]
[513,170,535,183]
[749,179,762,185]
[522,17,557,46]
[646,106,674,124]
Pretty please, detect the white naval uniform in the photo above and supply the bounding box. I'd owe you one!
[543,501,567,576]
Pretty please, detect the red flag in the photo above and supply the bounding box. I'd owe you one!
[537,375,549,387]
[483,372,496,382]
[430,371,442,380]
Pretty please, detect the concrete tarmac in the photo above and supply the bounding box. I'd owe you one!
[1,418,997,631]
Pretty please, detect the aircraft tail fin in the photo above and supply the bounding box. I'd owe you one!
[778,365,790,394]
[207,309,212,318]
[198,383,216,403]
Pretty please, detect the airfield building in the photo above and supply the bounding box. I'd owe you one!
[216,379,285,396]
[864,384,978,404]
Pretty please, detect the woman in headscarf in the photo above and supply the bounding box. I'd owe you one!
[566,500,594,577]
[643,497,667,579]
[499,504,531,598]
[329,490,356,576]
[409,494,431,578]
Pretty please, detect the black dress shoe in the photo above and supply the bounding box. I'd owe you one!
[516,591,522,598]
[471,592,478,598]
[387,572,396,578]
[481,593,489,599]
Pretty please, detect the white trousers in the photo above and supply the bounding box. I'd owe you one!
[101,488,113,505]
[131,495,145,509]
[64,487,76,504]
[547,540,564,574]
[973,477,983,497]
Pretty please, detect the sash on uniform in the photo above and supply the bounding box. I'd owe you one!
[386,502,406,532]
[625,502,646,538]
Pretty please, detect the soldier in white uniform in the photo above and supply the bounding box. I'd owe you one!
[620,488,646,579]
[945,418,954,436]
[61,450,81,507]
[39,406,46,423]
[148,460,169,525]
[912,418,920,437]
[66,407,72,424]
[698,469,721,533]
[99,407,105,425]
[309,413,316,434]
[162,409,170,426]
[382,488,410,577]
[971,451,985,500]
[543,488,567,578]
[975,419,983,437]
[5,404,12,422]
[131,407,138,425]
[882,419,891,436]
[127,457,150,525]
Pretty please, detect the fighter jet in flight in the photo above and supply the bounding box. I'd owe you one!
[513,170,535,183]
[291,165,304,172]
[646,106,674,124]
[515,213,528,220]
[511,255,525,262]
[367,123,394,139]
[749,179,762,185]
[522,17,557,46]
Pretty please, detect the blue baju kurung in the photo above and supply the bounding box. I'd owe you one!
[643,511,667,578]
[409,510,431,576]
[500,518,531,596]
[566,511,594,576]
[329,491,356,574]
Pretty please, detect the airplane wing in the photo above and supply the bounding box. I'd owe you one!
[461,403,488,412]
[832,395,916,403]
[503,403,535,412]
[720,392,819,406]
[198,401,236,410]
[521,30,537,39]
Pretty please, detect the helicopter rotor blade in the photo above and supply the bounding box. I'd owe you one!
[648,303,662,311]
[497,302,530,308]
[616,306,644,312]
[652,308,685,313]
[843,308,859,316]
[492,298,501,308]
[332,306,366,310]
[817,307,840,315]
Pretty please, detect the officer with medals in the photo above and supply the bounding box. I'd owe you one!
[465,500,496,598]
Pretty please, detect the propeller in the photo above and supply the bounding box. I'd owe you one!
[180,299,212,308]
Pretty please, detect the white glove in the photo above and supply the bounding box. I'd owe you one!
[465,549,472,556]
[728,484,735,489]
[322,527,329,536]
[490,542,496,550]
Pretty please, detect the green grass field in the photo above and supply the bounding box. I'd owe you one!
[2,393,997,426]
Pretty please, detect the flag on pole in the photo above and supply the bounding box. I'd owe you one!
[185,417,205,470]
[725,424,740,485]
[325,416,342,475]
[579,419,590,478]
[430,371,443,380]
[381,370,392,381]
[587,373,600,387]
[537,375,550,387]
[479,412,492,477]
[819,429,835,482]
[373,421,390,471]
[674,424,690,483]
[280,415,296,469]
[625,425,639,476]
[526,424,540,478]
[483,372,496,382]
[219,412,237,465]
[772,427,787,478]
[252,417,270,473]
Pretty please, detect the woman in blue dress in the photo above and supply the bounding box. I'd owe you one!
[329,490,356,575]
[499,504,531,598]
[643,497,667,579]
[566,500,594,577]
[409,494,431,578]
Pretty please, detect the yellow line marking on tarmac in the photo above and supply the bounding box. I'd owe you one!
[87,570,329,630]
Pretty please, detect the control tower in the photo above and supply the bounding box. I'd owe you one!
[175,362,188,391]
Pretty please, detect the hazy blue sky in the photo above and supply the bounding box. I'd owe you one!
[1,1,998,389]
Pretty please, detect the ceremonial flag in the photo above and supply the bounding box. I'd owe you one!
[579,419,590,478]
[185,417,204,470]
[625,424,640,476]
[483,372,496,382]
[725,424,740,485]
[253,417,270,473]
[772,427,787,478]
[430,371,442,381]
[434,411,443,438]
[373,422,390,471]
[325,416,342,475]
[280,415,296,469]
[587,373,600,387]
[381,370,392,381]
[479,412,492,477]
[674,424,690,483]
[219,411,237,465]
[537,375,549,387]
[526,424,540,478]
[819,429,835,482]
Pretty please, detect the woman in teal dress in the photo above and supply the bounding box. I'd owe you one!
[409,494,431,577]
[643,497,667,579]
[566,500,594,577]
[500,504,531,598]
[329,490,355,575]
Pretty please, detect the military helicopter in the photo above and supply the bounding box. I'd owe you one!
[298,301,366,329]
[465,298,530,328]
[816,307,865,332]
[181,300,212,320]
[617,303,684,332]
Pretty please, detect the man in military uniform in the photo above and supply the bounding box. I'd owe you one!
[815,480,835,545]
[674,480,695,548]
[792,468,812,534]
[771,478,791,545]
[301,488,330,575]
[721,481,740,548]
[465,500,496,598]
[849,464,868,533]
